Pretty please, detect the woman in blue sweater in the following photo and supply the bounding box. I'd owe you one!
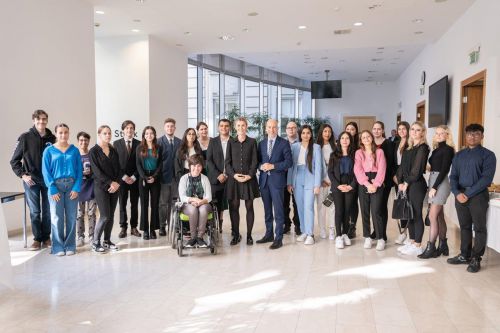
[42,124,83,256]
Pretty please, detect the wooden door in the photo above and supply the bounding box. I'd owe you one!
[343,116,377,132]
[416,101,425,125]
[459,70,486,148]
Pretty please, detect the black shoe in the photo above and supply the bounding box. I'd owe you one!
[447,254,471,265]
[197,238,208,248]
[186,238,197,248]
[256,236,274,244]
[91,242,106,253]
[370,231,376,240]
[247,236,254,245]
[103,241,119,251]
[230,234,242,246]
[347,225,356,239]
[150,230,157,239]
[118,228,127,238]
[467,257,481,273]
[437,238,449,256]
[159,227,166,236]
[418,241,438,259]
[283,225,291,234]
[294,227,302,236]
[143,232,150,240]
[269,240,283,250]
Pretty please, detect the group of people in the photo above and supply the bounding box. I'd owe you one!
[10,109,497,272]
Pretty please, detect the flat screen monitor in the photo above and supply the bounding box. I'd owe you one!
[311,80,342,99]
[428,75,449,128]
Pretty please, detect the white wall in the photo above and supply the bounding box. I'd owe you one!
[315,81,400,136]
[0,0,96,232]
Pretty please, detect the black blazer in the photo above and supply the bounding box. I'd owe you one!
[174,146,202,182]
[89,144,122,191]
[206,136,229,186]
[379,139,395,187]
[113,138,140,181]
[328,155,357,193]
[135,145,163,181]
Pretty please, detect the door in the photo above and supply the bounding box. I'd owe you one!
[416,101,425,125]
[343,116,377,133]
[459,70,486,148]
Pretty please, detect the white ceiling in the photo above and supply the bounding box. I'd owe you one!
[88,0,476,82]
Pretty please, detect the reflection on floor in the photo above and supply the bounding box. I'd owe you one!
[2,200,500,333]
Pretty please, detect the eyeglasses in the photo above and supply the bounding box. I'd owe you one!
[286,127,297,130]
[466,132,482,137]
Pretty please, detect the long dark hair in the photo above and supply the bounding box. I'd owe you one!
[299,125,314,173]
[397,121,410,154]
[316,124,336,149]
[329,131,355,174]
[345,121,359,147]
[178,128,201,161]
[140,126,158,157]
[359,130,378,166]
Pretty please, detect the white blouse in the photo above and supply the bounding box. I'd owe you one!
[298,145,307,165]
[183,146,196,169]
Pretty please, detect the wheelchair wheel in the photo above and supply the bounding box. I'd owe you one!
[168,208,178,246]
[171,218,179,249]
[177,239,183,257]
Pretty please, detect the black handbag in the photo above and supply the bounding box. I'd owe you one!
[322,192,334,207]
[424,204,431,226]
[392,191,414,220]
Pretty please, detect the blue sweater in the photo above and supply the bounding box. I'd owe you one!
[449,145,496,198]
[42,144,83,195]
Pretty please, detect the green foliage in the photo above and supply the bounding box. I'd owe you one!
[281,116,331,139]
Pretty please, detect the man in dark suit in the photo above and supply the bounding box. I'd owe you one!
[114,120,141,238]
[206,118,231,232]
[256,119,293,249]
[158,118,182,236]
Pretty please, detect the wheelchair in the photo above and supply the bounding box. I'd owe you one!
[168,199,220,257]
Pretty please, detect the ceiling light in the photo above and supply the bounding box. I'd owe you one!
[333,6,341,11]
[339,59,346,63]
[368,70,378,73]
[95,10,105,15]
[390,62,397,65]
[175,44,183,47]
[136,0,145,3]
[248,12,258,16]
[371,58,383,62]
[296,41,302,46]
[334,29,351,35]
[377,47,385,50]
[184,31,192,35]
[398,49,405,53]
[321,57,328,60]
[414,31,424,35]
[131,29,140,33]
[353,22,363,27]
[393,57,400,60]
[298,25,307,30]
[133,19,141,23]
[219,35,235,41]
[376,51,383,54]
[368,4,382,10]
[94,23,100,27]
[242,28,250,32]
[435,0,448,2]
[412,18,424,23]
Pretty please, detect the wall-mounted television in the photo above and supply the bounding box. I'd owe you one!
[311,80,342,99]
[428,75,449,128]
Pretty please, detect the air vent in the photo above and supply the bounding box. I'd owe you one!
[334,29,351,35]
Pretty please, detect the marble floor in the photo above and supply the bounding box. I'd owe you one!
[2,201,500,333]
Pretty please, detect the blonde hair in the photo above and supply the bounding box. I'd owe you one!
[407,121,428,149]
[432,125,455,150]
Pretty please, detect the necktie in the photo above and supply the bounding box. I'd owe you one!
[169,138,174,150]
[126,141,131,155]
[268,139,273,159]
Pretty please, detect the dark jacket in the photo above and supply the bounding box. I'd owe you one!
[328,155,358,193]
[206,136,229,187]
[158,135,181,184]
[379,139,395,187]
[113,138,140,182]
[396,143,430,185]
[257,136,293,189]
[135,145,163,181]
[10,126,56,186]
[174,145,202,183]
[89,144,123,191]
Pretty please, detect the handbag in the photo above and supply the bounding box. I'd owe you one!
[392,191,414,220]
[424,204,431,226]
[322,192,335,207]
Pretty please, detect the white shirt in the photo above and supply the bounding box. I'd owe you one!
[183,146,196,169]
[298,145,307,165]
[178,173,212,204]
[221,137,229,173]
[322,144,333,182]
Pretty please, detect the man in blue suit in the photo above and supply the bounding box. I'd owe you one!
[158,118,181,236]
[256,119,293,249]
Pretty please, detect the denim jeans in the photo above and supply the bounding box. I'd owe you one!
[23,182,51,242]
[48,178,78,254]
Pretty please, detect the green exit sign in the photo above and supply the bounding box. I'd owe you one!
[469,46,480,65]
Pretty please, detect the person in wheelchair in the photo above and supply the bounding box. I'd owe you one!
[178,154,212,248]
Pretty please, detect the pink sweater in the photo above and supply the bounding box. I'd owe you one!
[354,148,386,188]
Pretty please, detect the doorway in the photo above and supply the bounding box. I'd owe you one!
[459,70,486,148]
[343,116,377,133]
[416,101,426,125]
[396,112,401,127]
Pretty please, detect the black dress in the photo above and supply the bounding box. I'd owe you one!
[225,136,260,200]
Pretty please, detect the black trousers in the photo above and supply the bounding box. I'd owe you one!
[380,183,392,240]
[358,183,384,239]
[349,191,359,228]
[139,177,161,233]
[212,185,226,215]
[283,188,300,230]
[229,199,254,237]
[332,189,356,236]
[455,190,489,258]
[407,178,427,243]
[94,186,119,243]
[118,181,139,229]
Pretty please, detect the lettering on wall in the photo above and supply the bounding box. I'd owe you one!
[114,130,138,138]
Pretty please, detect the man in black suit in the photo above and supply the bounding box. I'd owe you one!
[114,120,141,238]
[158,118,182,236]
[206,119,231,232]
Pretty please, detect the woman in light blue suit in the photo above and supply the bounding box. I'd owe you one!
[287,125,322,245]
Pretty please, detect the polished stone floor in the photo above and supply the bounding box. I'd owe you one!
[1,200,500,333]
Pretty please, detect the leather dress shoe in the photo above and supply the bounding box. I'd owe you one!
[143,232,150,240]
[43,239,52,248]
[447,254,471,265]
[269,240,283,250]
[467,257,481,273]
[256,236,274,244]
[130,228,141,237]
[230,234,242,246]
[159,227,166,236]
[118,228,127,238]
[150,230,157,239]
[247,236,254,245]
[294,227,302,236]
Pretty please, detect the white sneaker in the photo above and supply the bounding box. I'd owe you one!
[342,234,351,246]
[66,250,75,256]
[395,232,407,245]
[320,228,327,239]
[329,228,335,240]
[296,233,307,242]
[397,243,412,253]
[335,236,344,249]
[376,239,386,251]
[304,235,315,245]
[76,238,84,247]
[55,251,65,256]
[364,237,372,249]
[402,244,423,256]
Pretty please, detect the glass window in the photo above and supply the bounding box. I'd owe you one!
[187,64,198,129]
[298,90,312,119]
[281,87,296,133]
[263,84,278,120]
[224,75,240,117]
[244,80,260,116]
[202,69,220,136]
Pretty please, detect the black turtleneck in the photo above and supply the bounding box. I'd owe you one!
[429,141,455,190]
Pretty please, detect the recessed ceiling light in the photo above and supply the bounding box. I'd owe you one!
[333,6,341,11]
[184,31,192,35]
[242,28,250,32]
[368,4,382,10]
[133,19,141,23]
[136,0,145,3]
[390,62,397,65]
[296,41,302,46]
[353,22,363,27]
[376,51,384,54]
[414,31,424,35]
[398,49,405,53]
[175,44,183,47]
[321,57,328,60]
[298,25,307,30]
[412,18,424,23]
[435,0,447,2]
[131,29,140,33]
[368,70,378,73]
[219,35,235,41]
[94,22,100,27]
[334,29,351,35]
[95,10,105,15]
[248,12,258,16]
[371,58,383,62]
[377,47,385,50]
